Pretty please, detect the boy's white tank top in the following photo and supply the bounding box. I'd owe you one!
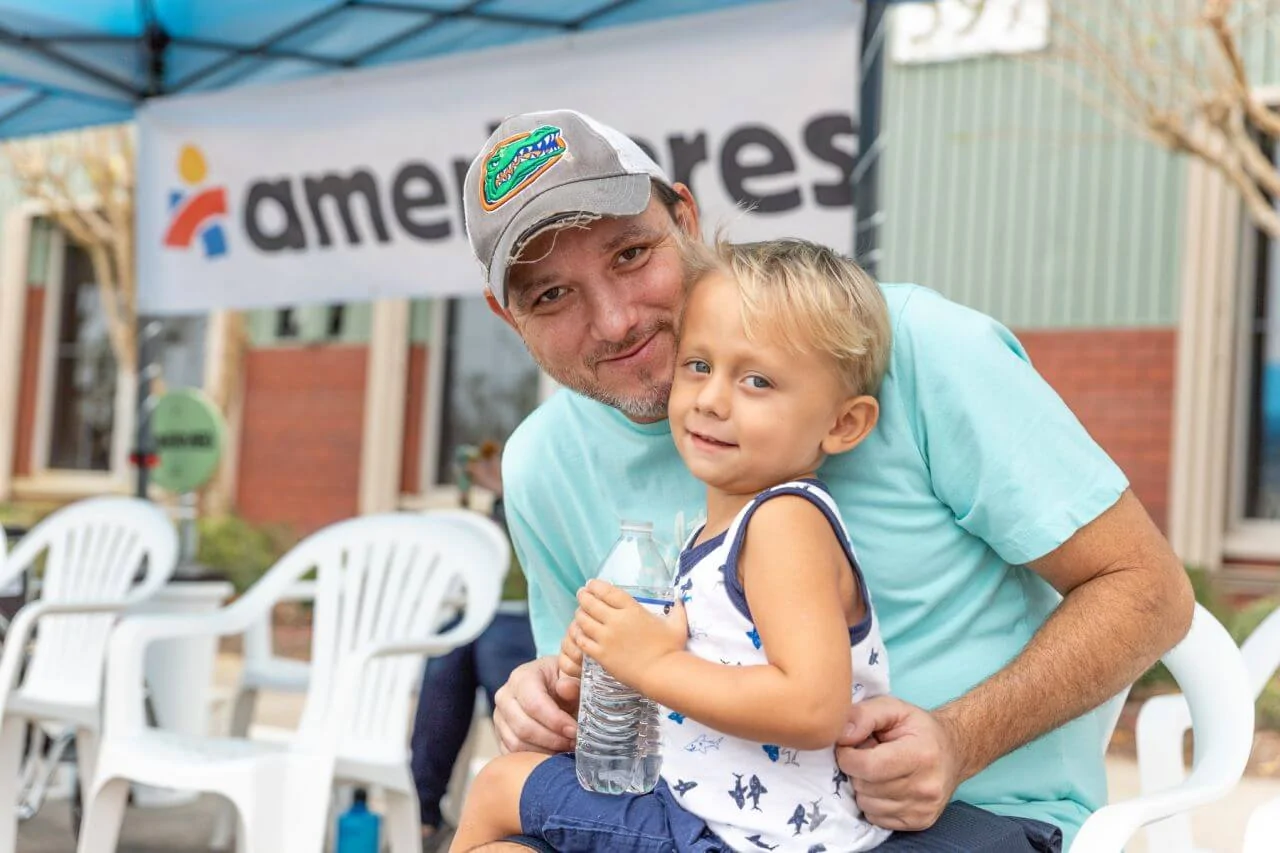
[660,479,892,852]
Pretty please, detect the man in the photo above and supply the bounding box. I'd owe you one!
[460,109,1193,850]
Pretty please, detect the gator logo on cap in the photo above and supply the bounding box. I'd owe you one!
[480,125,566,211]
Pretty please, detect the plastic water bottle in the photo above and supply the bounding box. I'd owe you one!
[575,520,674,795]
[335,788,380,853]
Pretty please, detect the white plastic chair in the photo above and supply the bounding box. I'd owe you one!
[1070,604,1254,851]
[207,580,315,851]
[0,496,179,851]
[78,510,507,853]
[226,579,316,737]
[1130,600,1280,853]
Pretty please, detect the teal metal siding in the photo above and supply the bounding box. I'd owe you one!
[878,50,1186,329]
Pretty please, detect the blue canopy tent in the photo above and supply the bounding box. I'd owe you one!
[0,0,888,494]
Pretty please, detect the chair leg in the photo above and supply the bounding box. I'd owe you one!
[0,716,28,853]
[211,799,238,850]
[75,777,130,853]
[383,787,421,853]
[74,729,98,804]
[229,687,259,738]
[1244,795,1280,853]
[232,757,333,853]
[210,687,260,850]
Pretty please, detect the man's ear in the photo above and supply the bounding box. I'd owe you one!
[672,182,701,241]
[822,396,879,456]
[485,288,518,333]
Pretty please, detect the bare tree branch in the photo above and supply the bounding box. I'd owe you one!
[1051,0,1280,241]
[0,125,243,509]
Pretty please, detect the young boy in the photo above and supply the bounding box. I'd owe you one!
[451,238,894,853]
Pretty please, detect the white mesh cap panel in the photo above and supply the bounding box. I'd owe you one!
[577,110,671,182]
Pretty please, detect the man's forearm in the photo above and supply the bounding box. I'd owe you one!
[936,560,1193,782]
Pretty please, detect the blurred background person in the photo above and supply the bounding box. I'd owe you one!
[410,441,535,852]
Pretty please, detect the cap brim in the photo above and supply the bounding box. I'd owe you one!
[490,173,655,304]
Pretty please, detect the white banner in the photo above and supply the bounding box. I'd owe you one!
[137,0,859,315]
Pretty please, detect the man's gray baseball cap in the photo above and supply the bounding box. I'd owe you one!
[464,109,672,306]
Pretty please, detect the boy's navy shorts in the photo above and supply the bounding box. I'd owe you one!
[517,753,725,853]
[512,753,1062,852]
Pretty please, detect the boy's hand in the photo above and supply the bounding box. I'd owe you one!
[573,579,687,693]
[559,625,584,679]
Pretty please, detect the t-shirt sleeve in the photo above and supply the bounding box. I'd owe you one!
[502,456,580,657]
[895,288,1129,565]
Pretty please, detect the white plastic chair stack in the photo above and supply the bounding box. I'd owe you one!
[78,510,507,853]
[0,496,179,851]
[1071,604,1254,852]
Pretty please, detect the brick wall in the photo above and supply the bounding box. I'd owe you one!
[225,328,1177,538]
[1018,328,1176,530]
[12,288,43,478]
[236,346,367,535]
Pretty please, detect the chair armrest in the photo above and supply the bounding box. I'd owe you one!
[101,593,282,737]
[320,623,485,741]
[0,599,131,708]
[1071,605,1253,852]
[99,611,233,737]
[1135,693,1193,799]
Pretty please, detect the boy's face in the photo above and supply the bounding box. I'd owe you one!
[668,272,865,496]
[490,191,697,423]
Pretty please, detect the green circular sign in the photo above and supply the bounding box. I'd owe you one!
[150,388,225,493]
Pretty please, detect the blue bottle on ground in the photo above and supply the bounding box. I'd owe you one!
[336,788,380,853]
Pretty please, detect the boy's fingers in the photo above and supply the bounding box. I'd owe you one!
[577,586,618,620]
[590,580,636,609]
[574,612,605,642]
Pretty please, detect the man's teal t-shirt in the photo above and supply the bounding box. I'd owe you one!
[502,284,1128,847]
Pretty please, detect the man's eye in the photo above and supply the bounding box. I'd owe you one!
[746,375,772,389]
[534,286,566,306]
[618,245,648,263]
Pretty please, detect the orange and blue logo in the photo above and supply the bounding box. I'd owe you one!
[163,144,228,258]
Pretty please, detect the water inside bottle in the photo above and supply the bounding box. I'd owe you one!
[575,584,670,794]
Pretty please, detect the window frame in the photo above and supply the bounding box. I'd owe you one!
[416,296,557,509]
[1226,109,1280,561]
[28,219,136,492]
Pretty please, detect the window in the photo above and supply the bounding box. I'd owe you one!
[47,242,116,471]
[275,308,300,338]
[326,305,345,338]
[1245,180,1280,518]
[434,298,541,487]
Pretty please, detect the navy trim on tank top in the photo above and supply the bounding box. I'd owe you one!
[722,481,874,647]
[677,528,726,580]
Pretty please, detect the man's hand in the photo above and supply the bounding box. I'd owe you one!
[491,655,580,755]
[836,696,964,831]
[573,579,687,693]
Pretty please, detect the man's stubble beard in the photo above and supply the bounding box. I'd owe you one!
[525,332,675,422]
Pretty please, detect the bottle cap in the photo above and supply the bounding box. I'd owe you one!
[620,520,653,534]
[353,788,369,804]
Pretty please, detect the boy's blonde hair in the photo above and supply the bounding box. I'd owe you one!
[680,238,892,396]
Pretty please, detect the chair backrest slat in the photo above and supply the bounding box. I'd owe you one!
[277,511,506,757]
[4,497,179,708]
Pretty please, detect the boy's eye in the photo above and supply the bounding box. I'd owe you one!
[687,359,710,374]
[746,375,772,389]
